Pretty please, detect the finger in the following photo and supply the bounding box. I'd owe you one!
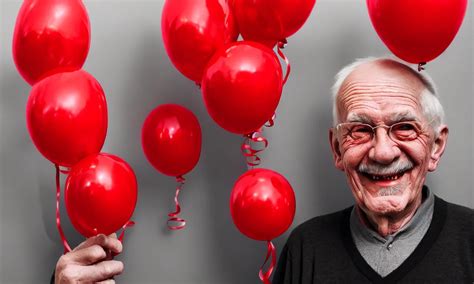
[78,260,124,282]
[105,248,113,261]
[96,279,115,284]
[104,234,118,261]
[66,244,107,265]
[74,234,123,254]
[103,237,122,255]
[73,234,108,251]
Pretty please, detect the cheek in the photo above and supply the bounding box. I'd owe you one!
[400,139,433,166]
[341,137,360,149]
[341,145,371,168]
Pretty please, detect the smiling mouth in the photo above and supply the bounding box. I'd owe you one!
[361,171,406,181]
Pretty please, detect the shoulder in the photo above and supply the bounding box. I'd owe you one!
[440,197,473,230]
[436,196,473,224]
[428,196,473,271]
[434,196,473,245]
[445,200,473,217]
[285,206,352,248]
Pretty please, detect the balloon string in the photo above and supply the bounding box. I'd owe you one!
[258,241,276,284]
[271,38,289,130]
[55,164,72,254]
[241,128,269,168]
[167,176,186,230]
[110,220,136,257]
[277,39,291,86]
[418,62,426,72]
[118,220,135,242]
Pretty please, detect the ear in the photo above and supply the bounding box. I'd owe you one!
[428,125,448,172]
[329,128,345,171]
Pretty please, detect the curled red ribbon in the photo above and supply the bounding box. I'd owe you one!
[55,164,72,254]
[277,39,291,86]
[241,128,269,167]
[118,220,135,242]
[167,176,186,230]
[418,62,426,72]
[261,39,289,134]
[259,241,276,284]
[111,220,135,257]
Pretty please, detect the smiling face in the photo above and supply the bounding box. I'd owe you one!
[330,60,448,217]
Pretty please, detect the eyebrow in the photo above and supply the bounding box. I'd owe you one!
[388,112,418,123]
[346,112,418,124]
[346,113,373,124]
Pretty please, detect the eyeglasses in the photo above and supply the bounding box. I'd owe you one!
[335,121,424,144]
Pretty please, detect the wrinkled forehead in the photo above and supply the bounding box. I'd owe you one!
[336,60,426,122]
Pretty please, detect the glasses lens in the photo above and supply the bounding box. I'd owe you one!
[391,122,418,141]
[350,124,373,142]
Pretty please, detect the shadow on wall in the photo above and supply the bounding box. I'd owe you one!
[0,61,67,281]
[115,24,200,241]
[199,123,262,283]
[108,23,263,283]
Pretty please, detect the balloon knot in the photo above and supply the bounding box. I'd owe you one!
[176,175,186,184]
[418,62,426,72]
[277,39,288,49]
[265,113,276,128]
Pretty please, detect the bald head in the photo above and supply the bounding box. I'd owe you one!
[332,57,445,135]
[341,59,426,96]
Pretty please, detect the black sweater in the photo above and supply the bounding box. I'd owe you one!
[273,196,473,283]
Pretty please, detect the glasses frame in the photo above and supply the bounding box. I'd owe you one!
[335,120,425,144]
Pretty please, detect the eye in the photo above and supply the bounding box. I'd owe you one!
[351,124,372,133]
[350,124,373,140]
[393,123,415,131]
[391,122,418,140]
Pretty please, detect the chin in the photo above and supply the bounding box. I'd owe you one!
[363,195,409,216]
[354,177,418,216]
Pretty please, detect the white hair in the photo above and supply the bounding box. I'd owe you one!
[331,56,445,136]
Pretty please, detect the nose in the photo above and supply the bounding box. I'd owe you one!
[368,127,401,164]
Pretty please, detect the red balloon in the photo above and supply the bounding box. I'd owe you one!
[65,153,137,237]
[26,70,107,167]
[230,168,296,241]
[13,0,90,85]
[161,0,238,83]
[234,0,316,46]
[367,0,467,64]
[142,104,202,177]
[202,41,283,134]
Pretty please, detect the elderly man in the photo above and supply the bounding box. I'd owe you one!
[273,57,473,283]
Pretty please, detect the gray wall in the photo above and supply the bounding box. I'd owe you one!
[1,0,472,283]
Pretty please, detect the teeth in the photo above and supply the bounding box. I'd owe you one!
[370,174,400,181]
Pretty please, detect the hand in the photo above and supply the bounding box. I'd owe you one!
[54,233,124,284]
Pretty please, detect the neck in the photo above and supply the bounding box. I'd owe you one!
[357,195,423,238]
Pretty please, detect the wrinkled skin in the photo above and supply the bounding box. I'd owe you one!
[329,60,448,237]
[55,234,123,284]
